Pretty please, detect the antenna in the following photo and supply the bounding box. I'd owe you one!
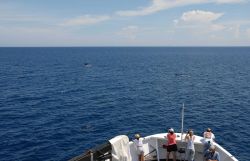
[181,103,185,142]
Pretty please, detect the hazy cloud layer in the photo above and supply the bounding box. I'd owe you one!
[116,0,244,17]
[0,0,249,46]
[61,15,110,26]
[117,26,139,40]
[181,10,223,23]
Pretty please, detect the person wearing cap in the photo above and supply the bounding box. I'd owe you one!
[204,145,220,161]
[133,134,144,161]
[166,128,177,161]
[185,129,195,161]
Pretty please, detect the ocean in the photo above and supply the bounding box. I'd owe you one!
[0,47,249,161]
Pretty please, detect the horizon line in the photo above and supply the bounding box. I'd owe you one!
[0,45,250,48]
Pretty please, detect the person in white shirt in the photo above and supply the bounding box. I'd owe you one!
[185,129,195,161]
[203,128,215,153]
[133,134,144,161]
[204,128,215,141]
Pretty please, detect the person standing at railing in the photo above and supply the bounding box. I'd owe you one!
[166,128,177,161]
[133,134,144,161]
[185,129,195,161]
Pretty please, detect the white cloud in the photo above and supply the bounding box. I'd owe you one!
[116,0,197,16]
[116,0,169,16]
[215,0,245,4]
[116,0,244,17]
[117,26,139,40]
[61,15,110,26]
[181,10,223,23]
[173,19,179,25]
[210,24,226,31]
[175,10,226,36]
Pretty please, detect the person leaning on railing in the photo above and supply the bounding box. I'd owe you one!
[165,128,177,161]
[133,134,144,161]
[203,128,216,153]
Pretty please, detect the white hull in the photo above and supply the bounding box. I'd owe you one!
[128,133,238,161]
[70,133,238,161]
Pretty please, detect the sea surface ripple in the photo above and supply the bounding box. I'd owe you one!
[0,47,250,161]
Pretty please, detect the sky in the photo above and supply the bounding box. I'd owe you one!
[0,0,250,46]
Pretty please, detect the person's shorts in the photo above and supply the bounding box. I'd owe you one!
[167,144,177,152]
[137,147,144,155]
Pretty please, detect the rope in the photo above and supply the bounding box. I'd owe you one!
[144,149,157,157]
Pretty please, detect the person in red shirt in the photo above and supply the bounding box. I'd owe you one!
[166,128,177,161]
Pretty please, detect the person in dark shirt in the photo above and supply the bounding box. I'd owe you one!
[204,145,220,161]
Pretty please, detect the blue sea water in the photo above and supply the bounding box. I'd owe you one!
[0,47,250,161]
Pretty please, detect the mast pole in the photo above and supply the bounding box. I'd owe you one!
[181,103,184,142]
